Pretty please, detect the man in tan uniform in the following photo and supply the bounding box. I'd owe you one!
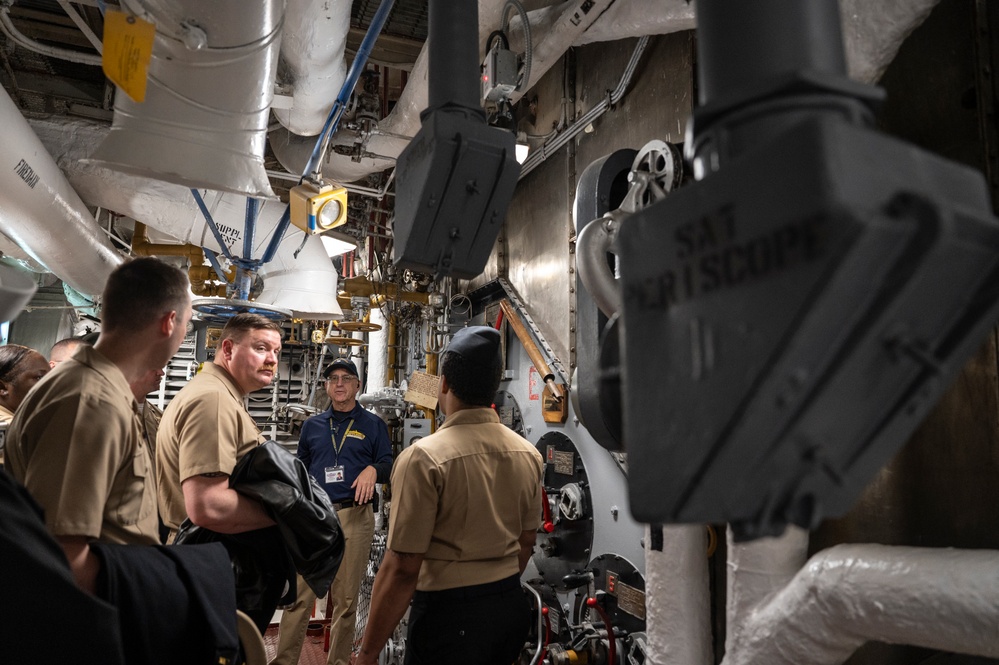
[6,257,192,592]
[354,326,544,665]
[156,312,282,540]
[48,337,84,367]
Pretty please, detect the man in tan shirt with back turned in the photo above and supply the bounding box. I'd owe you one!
[7,257,192,592]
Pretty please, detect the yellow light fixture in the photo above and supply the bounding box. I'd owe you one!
[290,179,348,234]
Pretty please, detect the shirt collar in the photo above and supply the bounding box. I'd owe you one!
[438,407,499,430]
[202,363,246,403]
[74,345,138,411]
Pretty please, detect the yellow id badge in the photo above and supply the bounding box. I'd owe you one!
[102,9,155,103]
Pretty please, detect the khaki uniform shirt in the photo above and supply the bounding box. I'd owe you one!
[5,345,158,545]
[388,407,544,591]
[156,363,264,531]
[0,404,14,463]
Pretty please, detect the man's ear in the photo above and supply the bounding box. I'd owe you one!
[219,337,234,359]
[438,374,450,395]
[161,310,177,337]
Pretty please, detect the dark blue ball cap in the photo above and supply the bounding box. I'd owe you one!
[323,357,359,379]
[446,326,501,367]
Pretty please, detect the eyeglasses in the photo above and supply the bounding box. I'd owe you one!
[326,375,356,385]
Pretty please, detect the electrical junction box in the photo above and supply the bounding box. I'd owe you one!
[481,44,519,104]
[403,418,430,448]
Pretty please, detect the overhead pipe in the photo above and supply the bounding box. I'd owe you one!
[259,0,397,274]
[286,0,941,185]
[89,0,283,198]
[273,0,353,136]
[0,87,120,297]
[723,539,999,663]
[15,111,344,318]
[130,222,232,297]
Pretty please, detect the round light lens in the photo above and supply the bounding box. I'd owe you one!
[318,199,343,230]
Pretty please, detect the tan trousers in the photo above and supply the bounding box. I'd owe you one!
[272,504,375,665]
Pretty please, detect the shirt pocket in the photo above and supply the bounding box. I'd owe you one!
[114,441,155,526]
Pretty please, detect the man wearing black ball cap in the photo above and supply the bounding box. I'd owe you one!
[275,356,392,665]
[353,326,544,665]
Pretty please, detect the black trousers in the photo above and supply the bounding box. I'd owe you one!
[405,574,530,665]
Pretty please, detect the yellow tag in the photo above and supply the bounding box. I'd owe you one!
[101,9,155,103]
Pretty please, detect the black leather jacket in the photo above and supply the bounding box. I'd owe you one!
[176,441,345,631]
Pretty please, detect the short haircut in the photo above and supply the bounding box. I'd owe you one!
[218,313,283,346]
[49,337,83,360]
[439,349,502,407]
[0,344,39,382]
[100,257,190,333]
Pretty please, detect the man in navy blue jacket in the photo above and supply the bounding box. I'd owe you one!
[274,358,393,665]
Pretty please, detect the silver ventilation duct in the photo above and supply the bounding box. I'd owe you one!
[88,0,283,198]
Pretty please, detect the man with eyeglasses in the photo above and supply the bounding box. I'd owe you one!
[156,312,282,543]
[274,357,392,665]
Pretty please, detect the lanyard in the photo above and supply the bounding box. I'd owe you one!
[329,417,355,465]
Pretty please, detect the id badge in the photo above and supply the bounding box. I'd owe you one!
[325,465,345,483]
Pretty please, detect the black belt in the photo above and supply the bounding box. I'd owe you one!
[413,574,521,603]
[331,499,365,510]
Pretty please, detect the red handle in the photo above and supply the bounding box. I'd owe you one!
[540,487,555,533]
[586,597,616,665]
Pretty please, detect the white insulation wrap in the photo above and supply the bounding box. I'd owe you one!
[307,0,938,184]
[725,526,809,656]
[274,0,352,136]
[366,306,389,392]
[89,0,283,198]
[26,116,341,319]
[645,525,713,665]
[0,88,121,297]
[723,543,999,664]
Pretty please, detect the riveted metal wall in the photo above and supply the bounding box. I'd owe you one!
[480,32,696,373]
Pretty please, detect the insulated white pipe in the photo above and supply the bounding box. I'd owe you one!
[90,0,283,198]
[367,306,388,391]
[537,0,696,48]
[26,115,341,319]
[725,525,810,656]
[308,0,941,183]
[0,88,121,297]
[274,0,352,136]
[723,544,999,665]
[645,524,713,665]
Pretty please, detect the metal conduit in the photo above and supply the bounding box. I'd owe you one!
[519,36,649,179]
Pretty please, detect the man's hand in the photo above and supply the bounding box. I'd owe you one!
[351,465,378,504]
[350,651,377,665]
